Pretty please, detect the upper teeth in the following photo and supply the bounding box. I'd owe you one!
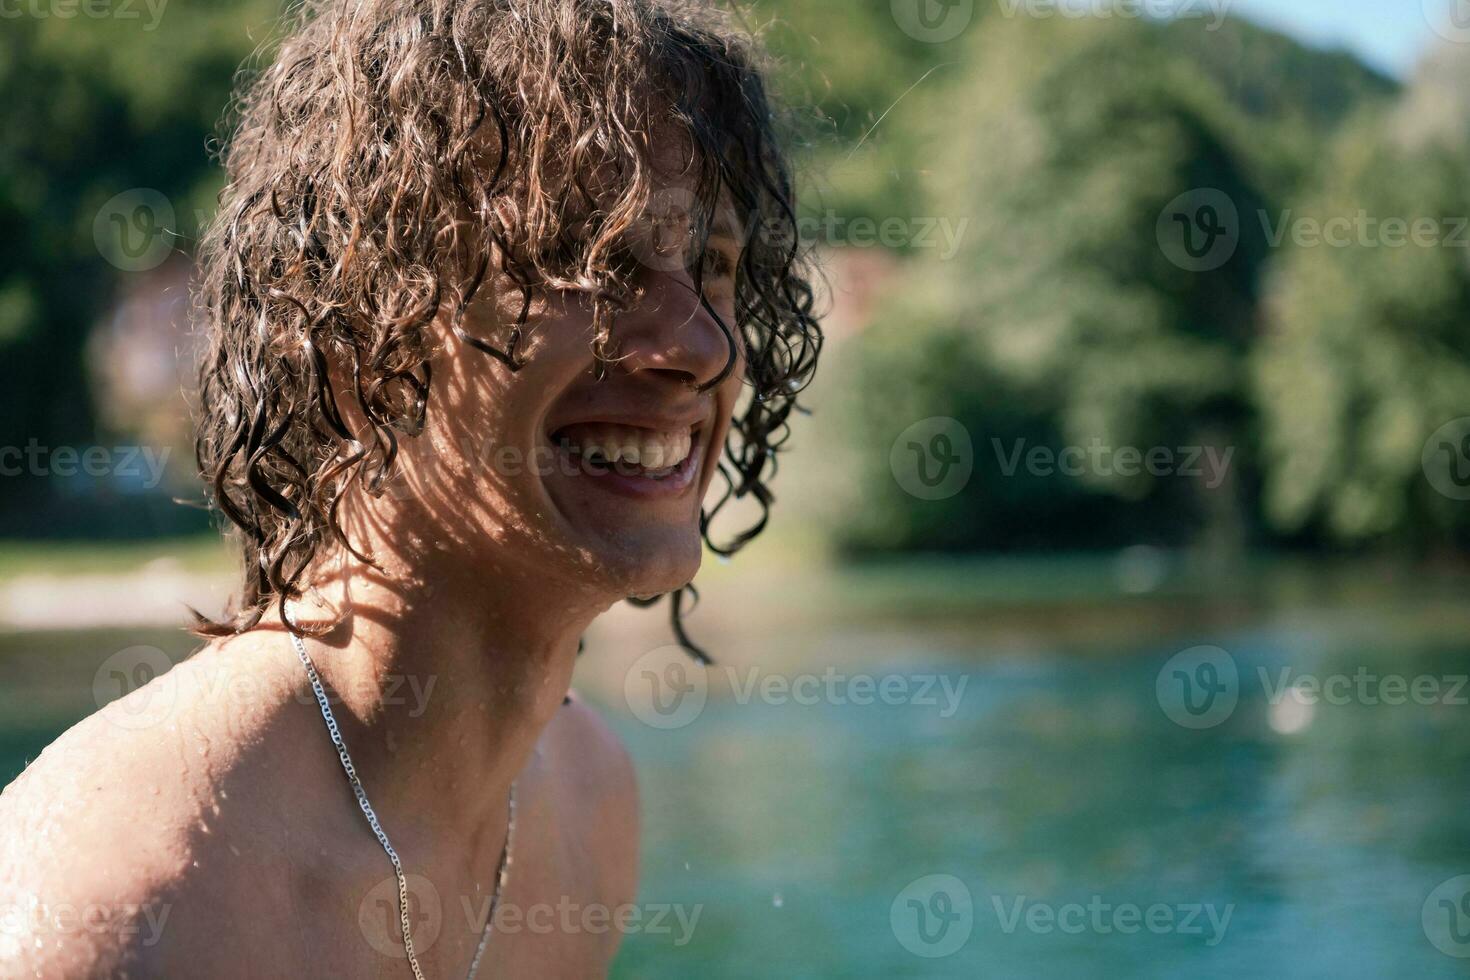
[559,424,693,470]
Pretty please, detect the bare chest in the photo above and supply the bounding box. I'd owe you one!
[149,789,619,979]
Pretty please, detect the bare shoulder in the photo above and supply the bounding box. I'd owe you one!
[0,632,329,977]
[539,694,640,899]
[544,694,638,802]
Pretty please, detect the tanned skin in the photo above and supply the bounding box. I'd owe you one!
[0,177,746,977]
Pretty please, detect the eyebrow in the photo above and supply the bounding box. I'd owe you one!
[706,203,744,244]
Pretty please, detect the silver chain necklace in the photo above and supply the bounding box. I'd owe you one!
[290,632,517,980]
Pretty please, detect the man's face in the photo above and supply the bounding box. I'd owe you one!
[391,191,745,602]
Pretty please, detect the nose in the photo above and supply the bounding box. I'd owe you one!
[606,270,737,392]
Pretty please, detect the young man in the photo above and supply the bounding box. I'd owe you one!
[0,0,820,975]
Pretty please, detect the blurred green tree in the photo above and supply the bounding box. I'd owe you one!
[1255,49,1470,550]
[826,13,1398,555]
[0,3,280,536]
[755,0,973,243]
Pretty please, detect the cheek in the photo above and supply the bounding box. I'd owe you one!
[433,359,514,465]
[694,369,745,498]
[413,315,599,512]
[429,309,575,452]
[715,343,748,425]
[716,375,742,436]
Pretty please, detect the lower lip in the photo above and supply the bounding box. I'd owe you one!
[553,442,702,500]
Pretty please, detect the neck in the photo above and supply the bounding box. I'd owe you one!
[281,543,613,840]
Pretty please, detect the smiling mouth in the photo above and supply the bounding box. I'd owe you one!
[553,422,700,483]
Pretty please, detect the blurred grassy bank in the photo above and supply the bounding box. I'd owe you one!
[4,534,1470,651]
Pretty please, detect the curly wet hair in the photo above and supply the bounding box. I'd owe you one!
[192,0,822,658]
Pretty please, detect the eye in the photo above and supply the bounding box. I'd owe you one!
[701,246,736,280]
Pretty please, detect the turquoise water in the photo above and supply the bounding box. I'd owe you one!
[608,621,1470,978]
[4,611,1469,978]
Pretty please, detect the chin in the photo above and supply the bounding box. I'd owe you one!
[592,524,705,600]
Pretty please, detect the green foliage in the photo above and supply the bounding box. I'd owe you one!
[831,15,1276,553]
[4,1,1463,556]
[754,0,970,236]
[1254,107,1470,547]
[825,12,1430,555]
[1156,14,1397,197]
[0,2,280,535]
